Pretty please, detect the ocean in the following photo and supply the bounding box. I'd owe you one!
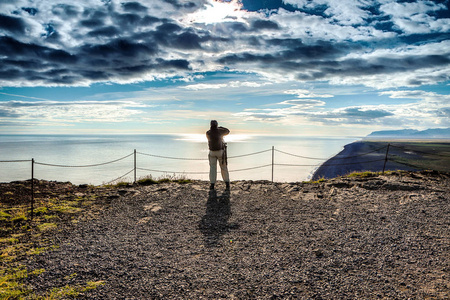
[0,134,358,185]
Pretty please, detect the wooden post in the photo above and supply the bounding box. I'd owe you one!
[134,149,137,184]
[382,143,390,174]
[271,146,274,182]
[31,158,34,223]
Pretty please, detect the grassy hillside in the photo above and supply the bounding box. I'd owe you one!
[383,141,450,173]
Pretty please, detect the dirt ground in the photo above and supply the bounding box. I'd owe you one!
[18,171,450,299]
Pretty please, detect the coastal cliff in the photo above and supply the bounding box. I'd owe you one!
[312,140,450,180]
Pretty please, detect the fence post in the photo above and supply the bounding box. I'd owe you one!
[271,146,274,182]
[134,149,137,184]
[31,158,34,223]
[382,143,390,174]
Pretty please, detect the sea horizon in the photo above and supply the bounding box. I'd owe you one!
[0,134,361,184]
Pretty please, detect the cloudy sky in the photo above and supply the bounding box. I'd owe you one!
[0,0,449,136]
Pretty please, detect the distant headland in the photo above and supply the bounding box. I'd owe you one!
[364,127,450,140]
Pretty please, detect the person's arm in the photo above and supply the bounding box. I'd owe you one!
[218,127,230,135]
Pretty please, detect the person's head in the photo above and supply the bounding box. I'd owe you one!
[210,120,218,128]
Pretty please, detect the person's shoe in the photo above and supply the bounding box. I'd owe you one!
[225,182,230,190]
[210,183,215,190]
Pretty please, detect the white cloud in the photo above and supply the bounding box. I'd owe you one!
[1,0,449,89]
[285,0,372,25]
[183,83,228,90]
[284,89,334,98]
[234,89,450,128]
[0,100,145,123]
[279,99,326,108]
[182,0,245,25]
[380,1,449,34]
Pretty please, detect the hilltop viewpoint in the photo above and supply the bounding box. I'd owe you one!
[0,170,449,299]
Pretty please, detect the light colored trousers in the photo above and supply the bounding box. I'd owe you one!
[208,150,230,184]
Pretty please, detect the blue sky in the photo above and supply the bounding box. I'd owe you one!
[0,0,449,136]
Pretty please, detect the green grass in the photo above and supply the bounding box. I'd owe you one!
[347,171,379,178]
[111,181,131,188]
[137,174,193,186]
[0,182,111,299]
[303,177,326,184]
[137,177,158,185]
[366,141,450,172]
[33,207,48,215]
[0,266,104,299]
[37,223,57,232]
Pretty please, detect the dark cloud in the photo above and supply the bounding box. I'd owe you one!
[332,108,394,119]
[51,4,79,18]
[114,13,142,27]
[111,58,190,76]
[218,40,350,65]
[218,34,450,83]
[1,37,44,58]
[304,107,395,125]
[151,24,206,50]
[81,38,157,58]
[140,15,162,26]
[21,7,38,16]
[176,32,203,49]
[229,22,249,32]
[2,59,43,70]
[0,14,27,35]
[49,49,78,64]
[80,18,104,28]
[0,0,448,87]
[88,26,120,37]
[163,0,200,10]
[157,59,190,70]
[121,2,148,12]
[251,19,279,31]
[298,53,450,80]
[80,70,110,80]
[0,36,77,65]
[156,22,182,34]
[0,22,194,85]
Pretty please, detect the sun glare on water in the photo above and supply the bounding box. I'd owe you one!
[176,134,252,143]
[183,0,244,25]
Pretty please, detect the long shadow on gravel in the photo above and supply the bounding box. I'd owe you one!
[199,190,238,247]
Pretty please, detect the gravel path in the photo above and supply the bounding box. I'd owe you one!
[26,171,449,299]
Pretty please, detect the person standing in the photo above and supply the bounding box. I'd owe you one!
[206,120,230,190]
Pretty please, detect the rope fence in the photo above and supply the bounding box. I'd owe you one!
[34,153,134,168]
[2,142,448,222]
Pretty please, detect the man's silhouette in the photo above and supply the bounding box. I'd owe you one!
[206,120,230,190]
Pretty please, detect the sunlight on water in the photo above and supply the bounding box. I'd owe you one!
[176,134,253,143]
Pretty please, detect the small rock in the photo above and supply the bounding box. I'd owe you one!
[313,249,324,258]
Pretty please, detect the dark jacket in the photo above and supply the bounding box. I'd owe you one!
[206,126,230,151]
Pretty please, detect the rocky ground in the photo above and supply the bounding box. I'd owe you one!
[5,171,450,298]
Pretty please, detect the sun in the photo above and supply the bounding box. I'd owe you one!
[183,0,245,25]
